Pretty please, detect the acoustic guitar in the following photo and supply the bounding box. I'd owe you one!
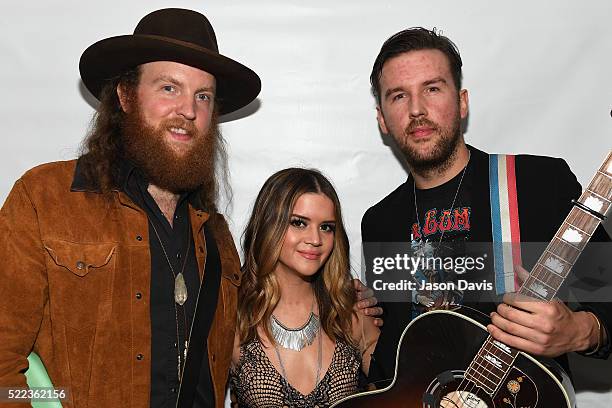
[333,151,612,408]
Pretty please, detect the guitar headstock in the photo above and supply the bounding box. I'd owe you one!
[580,150,612,218]
[599,150,612,182]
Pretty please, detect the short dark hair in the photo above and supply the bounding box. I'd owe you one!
[370,27,463,104]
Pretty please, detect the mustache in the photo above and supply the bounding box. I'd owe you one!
[405,118,439,135]
[161,118,198,135]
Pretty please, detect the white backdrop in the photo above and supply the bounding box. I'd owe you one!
[2,0,611,406]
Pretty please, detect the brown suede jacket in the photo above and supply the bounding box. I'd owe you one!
[0,160,241,407]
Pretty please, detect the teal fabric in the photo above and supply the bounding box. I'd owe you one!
[25,353,63,408]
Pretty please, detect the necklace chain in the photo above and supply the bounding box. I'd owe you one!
[272,300,323,393]
[270,301,320,352]
[274,330,322,393]
[149,219,192,380]
[413,151,471,245]
[150,220,191,305]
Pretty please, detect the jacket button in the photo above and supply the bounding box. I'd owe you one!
[233,273,239,280]
[76,261,85,270]
[136,235,143,241]
[135,292,142,299]
[198,246,204,253]
[211,353,216,362]
[171,388,177,393]
[136,353,144,361]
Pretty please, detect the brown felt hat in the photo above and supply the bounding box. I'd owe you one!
[79,8,261,115]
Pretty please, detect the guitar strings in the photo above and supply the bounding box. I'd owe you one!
[453,335,492,406]
[452,334,510,407]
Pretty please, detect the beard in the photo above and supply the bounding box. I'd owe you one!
[120,101,219,194]
[397,111,462,174]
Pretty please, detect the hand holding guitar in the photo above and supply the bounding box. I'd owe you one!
[488,265,604,358]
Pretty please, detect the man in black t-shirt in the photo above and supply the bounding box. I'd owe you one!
[362,27,611,386]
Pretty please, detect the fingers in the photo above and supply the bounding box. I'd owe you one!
[490,310,544,342]
[487,323,548,356]
[502,292,546,314]
[358,288,375,302]
[357,296,378,310]
[494,302,538,329]
[488,308,550,356]
[361,306,383,317]
[353,278,365,291]
[354,278,374,302]
[352,279,381,320]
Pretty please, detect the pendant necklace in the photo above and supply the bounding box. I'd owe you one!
[271,300,320,352]
[149,220,192,379]
[274,323,323,392]
[272,299,322,390]
[150,221,190,306]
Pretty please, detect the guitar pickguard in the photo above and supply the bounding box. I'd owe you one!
[493,368,538,408]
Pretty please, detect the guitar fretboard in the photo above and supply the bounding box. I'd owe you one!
[464,151,612,395]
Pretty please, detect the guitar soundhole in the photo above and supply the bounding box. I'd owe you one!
[422,367,538,408]
[423,369,538,407]
[440,391,488,408]
[423,370,492,408]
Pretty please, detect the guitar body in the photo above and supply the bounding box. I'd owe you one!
[334,152,612,407]
[332,307,575,408]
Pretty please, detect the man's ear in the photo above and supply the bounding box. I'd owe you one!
[116,84,129,113]
[459,89,469,120]
[376,106,389,134]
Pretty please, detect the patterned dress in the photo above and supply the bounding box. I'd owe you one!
[230,338,361,407]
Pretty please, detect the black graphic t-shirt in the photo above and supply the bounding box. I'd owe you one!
[409,168,473,318]
[412,170,472,243]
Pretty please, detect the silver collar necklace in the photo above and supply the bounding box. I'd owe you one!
[270,301,320,351]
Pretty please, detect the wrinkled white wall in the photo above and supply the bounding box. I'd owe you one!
[2,0,611,405]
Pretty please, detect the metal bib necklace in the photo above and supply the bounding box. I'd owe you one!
[271,301,320,351]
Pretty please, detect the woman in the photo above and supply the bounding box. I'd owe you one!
[230,168,380,407]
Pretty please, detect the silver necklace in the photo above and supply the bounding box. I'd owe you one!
[412,152,470,308]
[149,220,192,379]
[149,221,190,306]
[273,317,323,390]
[413,151,470,244]
[270,302,320,352]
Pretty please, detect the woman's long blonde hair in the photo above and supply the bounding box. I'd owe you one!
[237,168,356,346]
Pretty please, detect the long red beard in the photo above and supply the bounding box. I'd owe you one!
[121,102,219,194]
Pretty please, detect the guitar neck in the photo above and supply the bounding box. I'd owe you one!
[464,150,612,396]
[519,152,612,301]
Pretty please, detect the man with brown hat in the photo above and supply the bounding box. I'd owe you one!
[0,8,258,408]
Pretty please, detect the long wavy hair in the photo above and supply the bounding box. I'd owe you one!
[238,168,356,346]
[78,66,229,213]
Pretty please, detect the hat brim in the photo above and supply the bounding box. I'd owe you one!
[79,35,261,115]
